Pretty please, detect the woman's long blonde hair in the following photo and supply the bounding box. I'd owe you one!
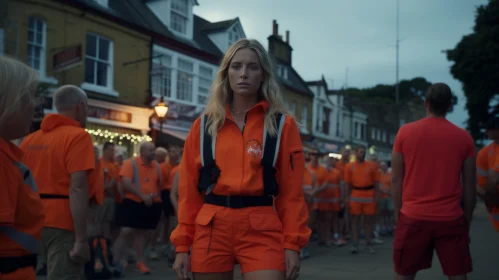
[203,38,291,137]
[0,56,38,125]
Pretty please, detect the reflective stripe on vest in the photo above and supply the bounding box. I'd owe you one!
[350,197,375,203]
[0,161,39,254]
[477,167,488,178]
[325,184,339,189]
[131,159,161,190]
[314,197,340,203]
[303,185,313,190]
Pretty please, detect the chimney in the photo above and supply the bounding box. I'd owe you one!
[285,30,290,44]
[272,20,278,36]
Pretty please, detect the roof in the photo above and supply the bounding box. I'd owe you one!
[58,0,234,62]
[202,18,239,33]
[274,57,314,97]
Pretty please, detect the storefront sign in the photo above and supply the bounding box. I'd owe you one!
[164,100,204,129]
[88,105,132,123]
[52,44,82,72]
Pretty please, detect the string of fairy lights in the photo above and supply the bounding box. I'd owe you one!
[84,129,152,146]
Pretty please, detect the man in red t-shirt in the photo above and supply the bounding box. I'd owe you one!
[391,83,476,279]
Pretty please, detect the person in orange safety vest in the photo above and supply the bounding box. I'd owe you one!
[0,56,45,280]
[170,38,311,280]
[21,85,95,279]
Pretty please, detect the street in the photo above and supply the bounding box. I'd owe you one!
[92,203,498,280]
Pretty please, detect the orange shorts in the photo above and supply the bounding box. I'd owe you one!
[349,201,377,216]
[191,204,286,274]
[0,267,36,280]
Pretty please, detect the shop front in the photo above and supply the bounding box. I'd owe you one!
[44,98,153,158]
[303,138,345,159]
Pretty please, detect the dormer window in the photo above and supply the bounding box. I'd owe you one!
[228,24,243,47]
[277,64,288,80]
[171,0,189,34]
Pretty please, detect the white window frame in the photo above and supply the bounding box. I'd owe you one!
[301,105,308,131]
[151,52,173,99]
[0,28,4,55]
[228,24,244,47]
[382,131,387,142]
[198,65,213,105]
[27,17,47,76]
[176,58,194,102]
[151,45,217,107]
[277,64,288,80]
[81,33,117,96]
[170,0,189,35]
[371,127,376,139]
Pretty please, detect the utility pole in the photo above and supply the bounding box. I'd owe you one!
[395,0,401,128]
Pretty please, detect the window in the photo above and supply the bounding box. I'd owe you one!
[176,59,194,102]
[151,52,173,98]
[288,101,296,115]
[301,105,308,130]
[171,0,188,34]
[277,64,288,80]
[0,28,4,55]
[85,33,113,88]
[27,17,46,73]
[382,131,387,142]
[361,123,366,140]
[390,134,395,144]
[376,129,381,141]
[371,127,376,139]
[228,24,243,47]
[198,65,212,104]
[354,122,359,139]
[322,108,331,135]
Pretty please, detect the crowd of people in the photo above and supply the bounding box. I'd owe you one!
[1,36,498,280]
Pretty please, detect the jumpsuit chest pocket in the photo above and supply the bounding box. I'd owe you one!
[249,213,283,232]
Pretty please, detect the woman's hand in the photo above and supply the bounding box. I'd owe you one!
[172,252,190,279]
[284,249,300,280]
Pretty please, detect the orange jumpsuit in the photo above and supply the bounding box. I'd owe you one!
[477,143,499,231]
[345,161,379,216]
[170,101,311,274]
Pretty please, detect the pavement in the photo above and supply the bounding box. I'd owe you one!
[38,204,499,279]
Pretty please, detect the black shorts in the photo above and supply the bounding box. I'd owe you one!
[115,199,162,230]
[338,207,345,218]
[161,190,175,217]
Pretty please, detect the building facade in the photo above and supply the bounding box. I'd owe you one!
[267,20,314,149]
[143,0,247,148]
[4,0,156,156]
[306,77,345,157]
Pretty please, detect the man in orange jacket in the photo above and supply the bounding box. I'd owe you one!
[21,85,95,279]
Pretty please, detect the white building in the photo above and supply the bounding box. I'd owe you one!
[342,106,368,149]
[145,0,246,146]
[306,76,345,157]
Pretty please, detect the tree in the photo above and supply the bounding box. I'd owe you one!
[446,0,499,143]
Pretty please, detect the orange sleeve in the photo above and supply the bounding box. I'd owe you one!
[119,160,134,180]
[170,119,204,253]
[344,163,352,184]
[274,117,311,252]
[0,164,17,225]
[65,132,95,173]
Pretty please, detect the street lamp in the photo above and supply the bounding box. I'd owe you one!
[154,96,168,145]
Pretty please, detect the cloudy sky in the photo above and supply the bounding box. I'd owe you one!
[194,0,488,127]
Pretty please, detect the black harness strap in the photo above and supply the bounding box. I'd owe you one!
[261,113,283,196]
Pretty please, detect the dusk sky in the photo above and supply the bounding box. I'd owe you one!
[194,0,488,127]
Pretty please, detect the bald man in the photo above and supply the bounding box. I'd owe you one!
[21,85,94,279]
[112,142,163,276]
[155,147,168,164]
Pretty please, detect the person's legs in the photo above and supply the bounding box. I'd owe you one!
[434,216,472,279]
[193,272,234,280]
[45,228,84,280]
[393,214,434,278]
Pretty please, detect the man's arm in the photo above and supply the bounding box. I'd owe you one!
[121,177,147,201]
[70,171,90,243]
[391,151,404,223]
[462,157,477,224]
[170,171,180,213]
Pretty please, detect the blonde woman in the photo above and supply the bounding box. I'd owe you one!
[0,56,44,279]
[171,39,311,280]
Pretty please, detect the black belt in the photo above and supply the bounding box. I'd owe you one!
[204,194,274,209]
[352,185,375,191]
[39,194,69,199]
[0,255,37,274]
